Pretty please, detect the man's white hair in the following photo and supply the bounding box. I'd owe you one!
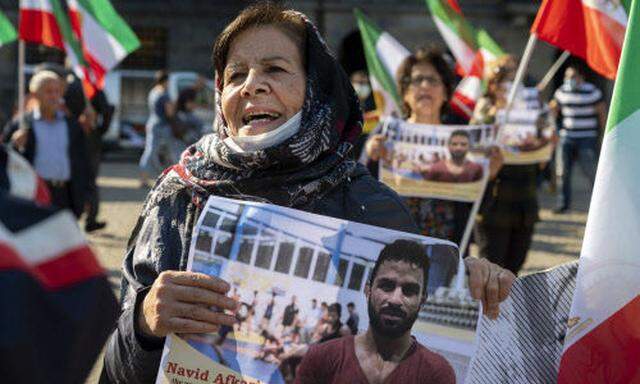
[29,70,62,93]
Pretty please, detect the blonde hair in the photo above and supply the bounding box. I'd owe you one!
[29,70,62,93]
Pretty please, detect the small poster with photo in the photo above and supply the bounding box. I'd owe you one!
[496,107,554,165]
[155,196,481,384]
[379,117,495,203]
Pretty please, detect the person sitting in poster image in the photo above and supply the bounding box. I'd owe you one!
[100,4,514,383]
[417,130,487,183]
[295,240,457,384]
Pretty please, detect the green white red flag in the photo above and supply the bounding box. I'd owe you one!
[19,0,96,97]
[354,9,410,117]
[531,0,631,79]
[425,0,477,75]
[451,29,505,119]
[557,0,640,382]
[450,51,484,119]
[0,10,17,47]
[67,0,139,89]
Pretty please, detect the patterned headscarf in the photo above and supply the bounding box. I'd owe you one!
[167,11,362,208]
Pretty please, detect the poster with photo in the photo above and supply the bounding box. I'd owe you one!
[379,118,495,202]
[496,87,555,165]
[155,196,481,384]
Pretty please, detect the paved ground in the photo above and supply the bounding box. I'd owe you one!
[84,153,592,382]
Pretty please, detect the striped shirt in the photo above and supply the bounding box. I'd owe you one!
[554,82,603,138]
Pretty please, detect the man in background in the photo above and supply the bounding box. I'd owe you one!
[550,64,606,213]
[2,70,89,217]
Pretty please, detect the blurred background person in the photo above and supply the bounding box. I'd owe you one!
[350,70,376,160]
[471,56,540,275]
[34,62,113,231]
[84,89,114,232]
[549,64,605,213]
[172,87,205,156]
[139,70,175,188]
[2,70,89,218]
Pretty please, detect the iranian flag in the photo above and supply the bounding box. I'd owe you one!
[450,29,505,119]
[354,9,410,117]
[425,0,477,75]
[67,0,139,89]
[0,10,17,47]
[19,0,97,97]
[557,1,640,382]
[476,29,505,78]
[531,0,631,79]
[450,52,483,119]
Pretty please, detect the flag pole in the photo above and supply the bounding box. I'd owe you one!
[458,169,490,257]
[18,39,25,131]
[536,50,571,92]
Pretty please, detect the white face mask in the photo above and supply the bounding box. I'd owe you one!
[353,83,371,100]
[224,111,302,153]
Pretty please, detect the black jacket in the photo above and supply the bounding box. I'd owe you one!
[100,163,419,383]
[2,112,90,217]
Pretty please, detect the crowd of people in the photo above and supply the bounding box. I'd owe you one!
[0,1,607,383]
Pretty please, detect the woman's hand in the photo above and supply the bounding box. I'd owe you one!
[464,257,515,320]
[365,134,387,161]
[138,271,238,338]
[487,146,504,180]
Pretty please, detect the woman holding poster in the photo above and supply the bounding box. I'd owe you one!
[471,56,542,274]
[365,48,503,248]
[100,4,514,383]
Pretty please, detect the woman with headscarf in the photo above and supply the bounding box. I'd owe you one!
[364,47,503,250]
[101,4,513,383]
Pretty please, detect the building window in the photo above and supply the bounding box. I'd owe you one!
[294,246,314,279]
[202,212,220,228]
[120,26,167,70]
[238,238,254,264]
[255,231,276,270]
[220,217,238,233]
[195,231,212,253]
[214,233,232,259]
[348,263,366,291]
[275,240,295,274]
[312,252,331,283]
[334,259,349,287]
